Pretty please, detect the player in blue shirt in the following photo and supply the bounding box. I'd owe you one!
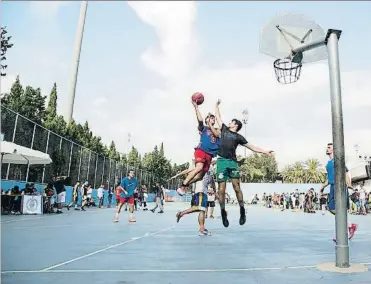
[114,170,137,223]
[177,99,220,196]
[320,143,358,242]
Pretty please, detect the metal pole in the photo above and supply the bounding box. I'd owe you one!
[66,0,88,123]
[25,124,37,182]
[6,114,19,179]
[41,131,50,183]
[67,143,74,177]
[77,147,83,181]
[101,156,106,184]
[86,150,91,181]
[108,159,112,186]
[291,36,326,55]
[93,153,98,188]
[326,29,349,268]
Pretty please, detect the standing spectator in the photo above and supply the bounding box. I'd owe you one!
[359,185,367,215]
[107,185,113,208]
[53,176,68,214]
[97,184,104,208]
[150,183,164,213]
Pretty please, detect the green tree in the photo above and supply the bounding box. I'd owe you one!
[239,153,278,183]
[1,26,14,76]
[45,83,58,120]
[21,86,46,124]
[304,158,326,183]
[1,76,24,113]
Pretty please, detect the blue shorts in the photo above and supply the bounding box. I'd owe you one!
[328,184,349,211]
[191,192,208,211]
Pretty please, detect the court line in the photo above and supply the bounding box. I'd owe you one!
[3,262,370,274]
[39,225,176,272]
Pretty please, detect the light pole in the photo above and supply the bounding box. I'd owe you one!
[242,109,249,157]
[66,0,88,123]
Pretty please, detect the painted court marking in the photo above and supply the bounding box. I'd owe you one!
[2,263,370,274]
[38,225,175,272]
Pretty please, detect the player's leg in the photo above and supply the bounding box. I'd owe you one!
[177,150,207,196]
[176,192,203,222]
[328,185,358,242]
[216,158,229,227]
[128,197,136,222]
[209,201,215,218]
[114,199,125,223]
[230,178,246,225]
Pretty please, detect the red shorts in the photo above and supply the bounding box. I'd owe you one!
[194,149,213,173]
[120,196,134,205]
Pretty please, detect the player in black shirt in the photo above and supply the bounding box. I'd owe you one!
[209,99,274,227]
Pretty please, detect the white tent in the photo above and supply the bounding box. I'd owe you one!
[1,141,52,165]
[1,141,52,181]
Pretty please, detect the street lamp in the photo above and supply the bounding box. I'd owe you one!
[242,109,249,157]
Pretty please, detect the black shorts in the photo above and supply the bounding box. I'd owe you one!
[207,201,215,208]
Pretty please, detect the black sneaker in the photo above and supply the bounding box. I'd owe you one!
[221,209,229,227]
[158,210,164,214]
[176,211,182,223]
[239,207,246,225]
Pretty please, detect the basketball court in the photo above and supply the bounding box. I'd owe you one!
[1,204,370,284]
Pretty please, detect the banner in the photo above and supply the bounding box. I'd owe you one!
[22,195,42,215]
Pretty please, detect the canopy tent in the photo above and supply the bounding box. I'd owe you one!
[1,141,52,180]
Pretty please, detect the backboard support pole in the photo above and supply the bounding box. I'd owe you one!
[326,29,349,268]
[291,36,326,57]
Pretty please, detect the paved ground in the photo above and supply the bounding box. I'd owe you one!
[1,203,370,284]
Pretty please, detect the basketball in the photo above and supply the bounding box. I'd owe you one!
[192,92,204,105]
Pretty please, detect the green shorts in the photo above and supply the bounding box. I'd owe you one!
[216,157,240,182]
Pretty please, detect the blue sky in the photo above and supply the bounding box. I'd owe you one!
[2,1,371,168]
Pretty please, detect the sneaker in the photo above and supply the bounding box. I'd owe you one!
[239,207,246,226]
[129,218,136,223]
[210,215,214,219]
[80,207,85,211]
[176,211,182,223]
[67,205,70,211]
[151,209,155,213]
[221,209,229,228]
[199,229,212,236]
[114,217,119,223]
[56,210,63,214]
[349,223,358,240]
[158,210,164,214]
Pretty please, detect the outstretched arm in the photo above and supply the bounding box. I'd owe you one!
[208,120,221,137]
[215,99,223,127]
[192,100,204,131]
[243,143,273,155]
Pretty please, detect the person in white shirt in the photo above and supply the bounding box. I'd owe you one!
[359,185,366,215]
[97,184,104,208]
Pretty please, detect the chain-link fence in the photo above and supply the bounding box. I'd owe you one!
[1,106,157,188]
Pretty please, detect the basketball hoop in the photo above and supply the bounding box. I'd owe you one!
[273,57,302,84]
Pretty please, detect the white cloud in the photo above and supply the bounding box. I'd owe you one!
[29,1,68,19]
[4,1,371,170]
[125,1,371,168]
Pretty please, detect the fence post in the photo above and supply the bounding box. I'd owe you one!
[108,159,112,186]
[25,124,37,182]
[77,147,83,181]
[6,114,19,180]
[41,130,51,184]
[67,143,74,177]
[101,156,105,184]
[93,153,98,188]
[86,150,91,182]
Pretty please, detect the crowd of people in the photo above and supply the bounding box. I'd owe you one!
[259,183,371,215]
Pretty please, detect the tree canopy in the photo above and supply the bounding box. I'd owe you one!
[1,26,13,77]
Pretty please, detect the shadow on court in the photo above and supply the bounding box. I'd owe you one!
[1,203,370,284]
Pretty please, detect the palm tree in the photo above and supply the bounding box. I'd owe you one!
[304,158,326,183]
